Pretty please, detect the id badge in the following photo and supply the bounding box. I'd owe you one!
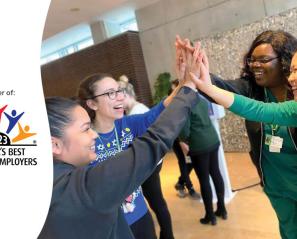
[269,145,281,153]
[270,136,283,149]
[185,156,192,164]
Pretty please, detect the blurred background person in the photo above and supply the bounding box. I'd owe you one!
[170,79,200,200]
[119,75,175,239]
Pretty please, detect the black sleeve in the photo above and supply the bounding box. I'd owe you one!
[67,87,199,212]
[210,74,250,96]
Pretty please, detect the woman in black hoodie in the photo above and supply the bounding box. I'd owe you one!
[38,82,198,239]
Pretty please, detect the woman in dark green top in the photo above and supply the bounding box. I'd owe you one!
[179,97,226,226]
[188,47,297,239]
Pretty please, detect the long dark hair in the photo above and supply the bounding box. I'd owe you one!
[77,73,113,120]
[241,30,297,99]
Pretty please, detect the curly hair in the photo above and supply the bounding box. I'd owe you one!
[240,30,297,99]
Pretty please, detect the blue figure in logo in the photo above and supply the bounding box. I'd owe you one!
[4,109,24,134]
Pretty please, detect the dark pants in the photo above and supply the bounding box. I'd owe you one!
[130,211,157,239]
[191,147,225,216]
[172,139,193,190]
[142,164,175,239]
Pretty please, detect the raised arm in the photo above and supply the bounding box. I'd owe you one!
[175,35,249,97]
[229,95,297,127]
[189,50,297,127]
[64,86,199,212]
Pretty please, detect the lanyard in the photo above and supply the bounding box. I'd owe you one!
[97,125,121,157]
[114,126,121,152]
[264,88,286,136]
[270,124,279,136]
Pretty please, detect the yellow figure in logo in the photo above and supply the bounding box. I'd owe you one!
[12,123,36,143]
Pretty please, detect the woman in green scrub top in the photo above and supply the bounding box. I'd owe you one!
[188,47,297,239]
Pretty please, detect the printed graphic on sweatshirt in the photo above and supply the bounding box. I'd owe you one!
[94,127,145,215]
[95,128,133,163]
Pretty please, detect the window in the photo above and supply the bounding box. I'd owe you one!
[40,37,94,65]
[120,18,138,32]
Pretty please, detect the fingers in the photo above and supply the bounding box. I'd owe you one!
[175,35,185,48]
[176,35,194,52]
[179,62,186,83]
[185,39,192,68]
[201,49,209,71]
[189,72,202,87]
[180,43,187,69]
[200,61,208,76]
[193,42,201,65]
[180,62,186,75]
[175,43,182,67]
[175,36,209,86]
[184,39,195,53]
[175,37,186,81]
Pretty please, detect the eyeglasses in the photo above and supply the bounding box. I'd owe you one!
[91,88,126,100]
[246,56,279,65]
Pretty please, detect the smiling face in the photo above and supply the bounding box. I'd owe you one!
[89,77,126,122]
[288,52,297,101]
[249,44,285,88]
[60,106,98,167]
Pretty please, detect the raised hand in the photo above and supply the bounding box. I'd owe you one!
[174,35,196,90]
[189,66,212,94]
[175,40,186,84]
[201,49,209,72]
[190,50,235,108]
[188,41,201,79]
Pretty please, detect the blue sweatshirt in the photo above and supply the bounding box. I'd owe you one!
[91,102,165,225]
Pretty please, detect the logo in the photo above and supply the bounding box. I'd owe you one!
[0,104,38,166]
[0,104,37,146]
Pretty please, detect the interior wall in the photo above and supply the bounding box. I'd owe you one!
[41,31,153,106]
[136,1,297,151]
[196,9,297,152]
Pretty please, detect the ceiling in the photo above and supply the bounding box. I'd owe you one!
[43,0,159,40]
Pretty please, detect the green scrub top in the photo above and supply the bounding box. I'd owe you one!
[262,89,297,200]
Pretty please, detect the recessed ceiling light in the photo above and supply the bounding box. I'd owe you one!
[70,7,80,12]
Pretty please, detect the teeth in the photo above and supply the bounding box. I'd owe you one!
[114,105,123,109]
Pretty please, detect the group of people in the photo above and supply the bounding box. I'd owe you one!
[177,30,297,239]
[38,29,297,239]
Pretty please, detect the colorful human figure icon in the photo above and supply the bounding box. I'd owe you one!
[0,104,8,123]
[12,123,36,143]
[4,109,24,134]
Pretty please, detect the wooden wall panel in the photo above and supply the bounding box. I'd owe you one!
[41,31,152,106]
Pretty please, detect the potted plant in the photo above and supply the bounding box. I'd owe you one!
[153,72,171,104]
